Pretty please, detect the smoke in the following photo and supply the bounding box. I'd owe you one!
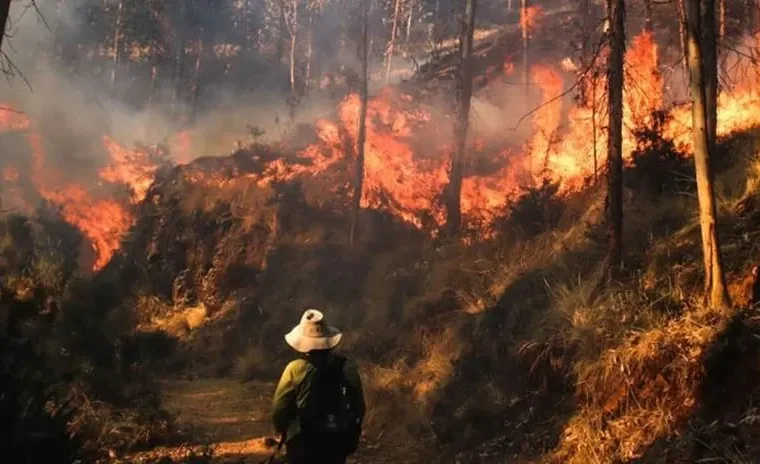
[0,0,367,171]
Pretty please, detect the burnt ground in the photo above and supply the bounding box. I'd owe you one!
[127,377,417,464]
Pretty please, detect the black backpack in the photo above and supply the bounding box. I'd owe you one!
[297,356,361,454]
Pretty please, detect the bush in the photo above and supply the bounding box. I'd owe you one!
[497,177,564,239]
[0,307,83,462]
[628,110,693,196]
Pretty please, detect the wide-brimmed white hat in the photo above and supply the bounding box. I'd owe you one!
[284,309,342,353]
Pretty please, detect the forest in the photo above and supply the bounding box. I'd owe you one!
[3,0,760,461]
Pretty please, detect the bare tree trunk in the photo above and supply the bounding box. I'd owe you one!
[0,0,10,51]
[686,0,732,309]
[446,0,477,236]
[677,0,689,74]
[747,0,756,33]
[702,0,718,155]
[109,0,124,92]
[174,2,187,116]
[350,0,370,246]
[148,62,158,110]
[278,0,287,62]
[306,11,313,87]
[385,0,402,83]
[288,0,299,96]
[405,2,414,49]
[719,0,726,38]
[0,0,8,213]
[607,0,625,279]
[521,0,532,183]
[508,0,513,12]
[521,0,531,109]
[190,35,204,123]
[592,75,598,183]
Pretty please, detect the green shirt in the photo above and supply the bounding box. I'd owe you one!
[272,355,366,439]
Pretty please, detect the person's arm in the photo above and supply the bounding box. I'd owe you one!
[272,361,300,434]
[343,359,366,424]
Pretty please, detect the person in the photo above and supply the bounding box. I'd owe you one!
[272,309,365,464]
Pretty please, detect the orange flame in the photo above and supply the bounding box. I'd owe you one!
[100,136,161,204]
[2,166,19,182]
[520,5,543,33]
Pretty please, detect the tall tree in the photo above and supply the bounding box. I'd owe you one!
[446,0,477,235]
[686,0,732,309]
[385,0,402,83]
[286,0,299,96]
[190,32,204,122]
[109,0,124,92]
[0,0,9,51]
[676,0,688,74]
[702,0,718,155]
[349,0,370,245]
[0,0,7,211]
[607,0,625,278]
[520,0,531,112]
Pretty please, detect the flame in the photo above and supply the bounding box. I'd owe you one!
[171,130,194,164]
[2,166,19,182]
[0,107,31,132]
[624,31,663,131]
[529,65,563,178]
[0,106,145,270]
[100,136,161,204]
[520,5,543,33]
[4,26,760,259]
[26,132,135,270]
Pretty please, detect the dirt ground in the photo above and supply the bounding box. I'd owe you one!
[127,378,403,464]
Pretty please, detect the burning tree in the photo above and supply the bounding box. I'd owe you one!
[607,0,625,278]
[685,0,731,309]
[446,0,477,236]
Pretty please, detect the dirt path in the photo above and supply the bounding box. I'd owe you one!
[129,378,277,463]
[128,377,397,464]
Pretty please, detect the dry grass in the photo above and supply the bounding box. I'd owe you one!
[551,308,725,463]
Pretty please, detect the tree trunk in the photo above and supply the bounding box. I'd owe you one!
[190,35,204,123]
[446,0,477,236]
[747,0,756,33]
[278,0,287,62]
[109,0,124,92]
[306,11,313,87]
[289,0,298,96]
[702,0,718,156]
[607,0,625,279]
[0,0,11,52]
[643,0,653,32]
[349,0,370,246]
[0,0,9,211]
[405,2,414,49]
[174,2,187,115]
[677,0,688,75]
[719,0,725,38]
[521,0,530,111]
[385,0,402,83]
[686,0,732,309]
[592,76,598,183]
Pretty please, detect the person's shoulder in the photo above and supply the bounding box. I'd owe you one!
[283,358,310,377]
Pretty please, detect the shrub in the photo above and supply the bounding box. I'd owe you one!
[628,110,693,196]
[498,177,564,239]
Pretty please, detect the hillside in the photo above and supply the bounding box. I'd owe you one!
[3,0,760,462]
